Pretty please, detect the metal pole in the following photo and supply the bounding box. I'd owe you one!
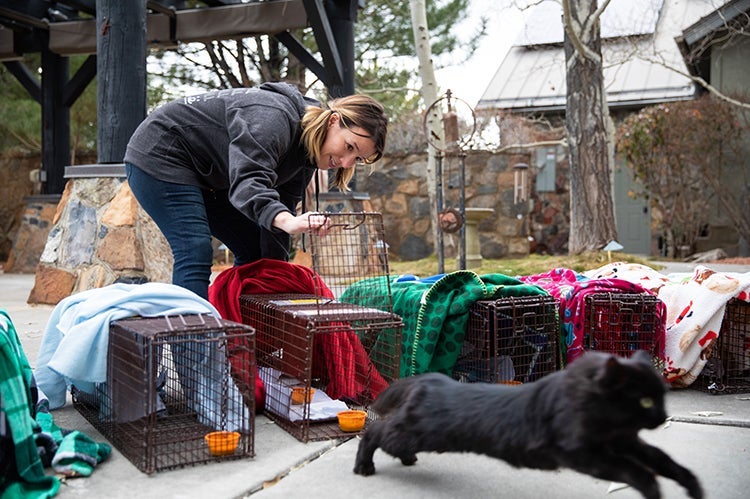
[436,151,444,275]
[458,151,466,270]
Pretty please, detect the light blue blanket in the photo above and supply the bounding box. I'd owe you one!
[35,282,220,410]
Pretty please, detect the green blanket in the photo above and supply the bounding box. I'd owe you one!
[340,272,548,377]
[1,310,59,499]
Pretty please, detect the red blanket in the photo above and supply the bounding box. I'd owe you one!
[209,259,388,409]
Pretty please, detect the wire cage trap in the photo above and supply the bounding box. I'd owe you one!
[240,212,402,442]
[72,314,256,474]
[240,294,401,442]
[583,293,664,366]
[453,295,561,384]
[693,298,750,394]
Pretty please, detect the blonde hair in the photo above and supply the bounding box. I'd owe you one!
[301,94,388,191]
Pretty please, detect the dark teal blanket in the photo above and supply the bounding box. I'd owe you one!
[340,271,548,377]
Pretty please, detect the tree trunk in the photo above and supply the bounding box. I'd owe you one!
[563,0,617,254]
[409,0,441,254]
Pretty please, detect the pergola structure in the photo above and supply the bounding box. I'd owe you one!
[0,0,362,194]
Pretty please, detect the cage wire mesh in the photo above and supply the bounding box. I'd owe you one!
[240,212,402,442]
[306,211,395,306]
[454,295,561,384]
[72,314,256,474]
[693,298,750,394]
[583,293,664,368]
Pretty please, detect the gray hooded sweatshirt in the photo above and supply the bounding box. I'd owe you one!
[124,82,320,231]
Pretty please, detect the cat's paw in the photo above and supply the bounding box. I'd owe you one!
[684,477,703,499]
[353,461,376,476]
[400,454,418,466]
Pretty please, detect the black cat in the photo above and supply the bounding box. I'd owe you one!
[353,350,702,499]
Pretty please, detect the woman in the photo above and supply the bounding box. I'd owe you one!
[124,82,388,299]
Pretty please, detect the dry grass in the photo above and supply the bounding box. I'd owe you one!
[387,252,662,278]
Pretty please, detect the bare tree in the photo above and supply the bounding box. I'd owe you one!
[409,0,443,253]
[563,0,618,254]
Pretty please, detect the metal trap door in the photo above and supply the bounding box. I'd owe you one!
[306,212,394,312]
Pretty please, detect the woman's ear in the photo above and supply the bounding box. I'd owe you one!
[328,112,339,128]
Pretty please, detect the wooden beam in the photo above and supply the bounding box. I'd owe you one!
[302,0,343,90]
[46,0,307,55]
[95,0,147,163]
[2,60,40,102]
[0,26,22,61]
[63,54,96,107]
[275,30,329,87]
[174,0,306,41]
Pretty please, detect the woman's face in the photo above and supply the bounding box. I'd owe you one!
[317,113,377,171]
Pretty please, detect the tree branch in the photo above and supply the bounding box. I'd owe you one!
[492,138,568,153]
[583,0,612,37]
[645,55,750,110]
[562,0,600,62]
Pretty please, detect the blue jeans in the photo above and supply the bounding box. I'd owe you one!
[125,163,289,299]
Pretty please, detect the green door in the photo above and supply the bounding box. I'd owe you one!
[613,160,651,256]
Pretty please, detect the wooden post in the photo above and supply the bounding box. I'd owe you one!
[96,0,147,163]
[325,0,357,97]
[40,33,71,194]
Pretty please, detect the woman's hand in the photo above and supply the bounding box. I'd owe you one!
[273,211,332,236]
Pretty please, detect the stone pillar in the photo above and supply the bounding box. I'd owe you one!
[464,208,494,269]
[27,167,172,305]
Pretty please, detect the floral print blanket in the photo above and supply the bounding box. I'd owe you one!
[584,262,750,387]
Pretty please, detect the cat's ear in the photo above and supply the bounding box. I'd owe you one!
[599,355,628,389]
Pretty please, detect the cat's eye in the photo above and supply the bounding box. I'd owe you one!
[640,397,654,409]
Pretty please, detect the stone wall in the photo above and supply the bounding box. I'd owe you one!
[6,149,573,305]
[4,195,59,273]
[355,150,539,261]
[0,153,38,262]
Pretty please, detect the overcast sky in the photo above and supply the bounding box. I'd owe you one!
[434,0,524,107]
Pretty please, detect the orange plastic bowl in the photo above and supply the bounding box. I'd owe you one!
[290,387,316,405]
[337,410,367,432]
[204,431,240,456]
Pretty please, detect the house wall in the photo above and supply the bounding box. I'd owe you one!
[696,35,750,256]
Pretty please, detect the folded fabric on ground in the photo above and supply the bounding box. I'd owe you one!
[584,262,750,387]
[1,309,60,498]
[520,268,667,365]
[340,271,548,377]
[209,259,389,405]
[34,282,221,411]
[35,396,111,478]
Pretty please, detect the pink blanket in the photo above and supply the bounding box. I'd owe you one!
[520,268,666,365]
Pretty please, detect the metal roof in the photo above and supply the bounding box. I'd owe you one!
[515,0,663,46]
[477,0,726,112]
[681,0,750,45]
